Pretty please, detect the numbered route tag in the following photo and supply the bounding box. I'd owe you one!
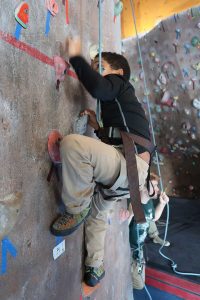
[53,239,65,260]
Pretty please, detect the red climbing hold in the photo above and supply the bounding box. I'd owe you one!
[48,130,62,164]
[15,2,29,29]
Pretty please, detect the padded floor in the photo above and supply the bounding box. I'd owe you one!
[146,197,200,284]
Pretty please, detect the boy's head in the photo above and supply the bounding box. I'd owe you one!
[141,173,160,204]
[91,52,131,80]
[149,173,160,199]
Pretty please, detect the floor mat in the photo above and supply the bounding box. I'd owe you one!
[146,197,200,285]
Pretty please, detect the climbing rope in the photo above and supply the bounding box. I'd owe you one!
[96,0,103,126]
[129,0,200,280]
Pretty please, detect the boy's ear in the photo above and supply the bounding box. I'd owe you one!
[113,68,124,76]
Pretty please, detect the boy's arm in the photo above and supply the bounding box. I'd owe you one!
[154,192,169,221]
[69,56,123,100]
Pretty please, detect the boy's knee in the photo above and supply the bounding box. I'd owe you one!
[60,134,89,161]
[61,134,81,151]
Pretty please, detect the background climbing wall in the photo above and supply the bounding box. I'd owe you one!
[122,7,200,198]
[0,1,132,300]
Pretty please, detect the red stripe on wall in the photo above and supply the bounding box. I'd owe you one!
[146,277,200,300]
[0,30,77,79]
[146,267,200,295]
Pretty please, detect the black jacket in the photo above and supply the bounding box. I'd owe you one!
[69,56,150,153]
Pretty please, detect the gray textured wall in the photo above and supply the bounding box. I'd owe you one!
[0,1,132,300]
[123,7,200,198]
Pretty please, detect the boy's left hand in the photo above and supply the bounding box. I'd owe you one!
[159,192,169,205]
[80,109,99,130]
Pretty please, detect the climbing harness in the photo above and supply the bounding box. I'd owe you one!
[129,0,200,286]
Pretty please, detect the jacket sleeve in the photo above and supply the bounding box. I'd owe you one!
[69,56,125,101]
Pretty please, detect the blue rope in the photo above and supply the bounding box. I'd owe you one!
[97,0,103,126]
[130,0,200,279]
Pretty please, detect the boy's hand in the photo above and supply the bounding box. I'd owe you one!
[66,37,82,58]
[159,192,169,206]
[80,109,99,130]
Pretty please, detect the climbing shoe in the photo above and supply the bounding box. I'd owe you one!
[50,207,91,236]
[84,265,105,287]
[131,259,145,290]
[152,235,170,247]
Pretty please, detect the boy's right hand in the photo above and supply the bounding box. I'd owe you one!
[66,37,82,58]
[80,109,99,130]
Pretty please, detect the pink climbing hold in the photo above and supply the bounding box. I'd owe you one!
[53,56,70,90]
[45,0,59,16]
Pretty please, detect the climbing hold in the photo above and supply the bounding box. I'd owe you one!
[160,91,172,106]
[89,44,103,60]
[191,36,200,47]
[82,282,100,297]
[139,71,144,80]
[192,62,200,75]
[191,133,197,140]
[158,73,167,85]
[155,105,162,113]
[154,57,160,64]
[53,56,70,90]
[130,75,138,83]
[14,2,29,40]
[184,43,191,54]
[114,1,123,22]
[181,121,191,131]
[45,0,59,16]
[191,125,197,133]
[45,0,58,36]
[192,98,200,110]
[182,68,189,77]
[175,29,181,40]
[15,2,29,29]
[73,115,88,135]
[48,130,63,164]
[189,185,194,191]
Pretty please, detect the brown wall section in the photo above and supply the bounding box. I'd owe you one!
[0,1,132,300]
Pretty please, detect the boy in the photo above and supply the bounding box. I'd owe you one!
[129,173,169,290]
[50,37,151,287]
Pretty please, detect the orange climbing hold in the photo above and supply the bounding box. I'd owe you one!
[82,282,100,297]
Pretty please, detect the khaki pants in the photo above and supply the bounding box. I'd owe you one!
[60,134,149,267]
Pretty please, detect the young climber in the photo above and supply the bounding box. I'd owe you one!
[129,173,169,290]
[50,36,152,287]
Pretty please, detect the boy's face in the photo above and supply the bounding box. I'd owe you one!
[150,180,160,199]
[91,58,123,77]
[141,180,160,204]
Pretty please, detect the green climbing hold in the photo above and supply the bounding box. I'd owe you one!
[191,36,200,47]
[114,1,123,17]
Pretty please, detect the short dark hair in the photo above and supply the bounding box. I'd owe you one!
[95,52,131,81]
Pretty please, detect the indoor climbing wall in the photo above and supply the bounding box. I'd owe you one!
[0,1,132,300]
[123,7,200,198]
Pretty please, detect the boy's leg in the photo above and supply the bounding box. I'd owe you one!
[84,192,115,286]
[51,134,121,236]
[129,217,149,290]
[148,220,170,246]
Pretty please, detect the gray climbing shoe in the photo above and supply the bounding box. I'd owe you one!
[153,235,170,247]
